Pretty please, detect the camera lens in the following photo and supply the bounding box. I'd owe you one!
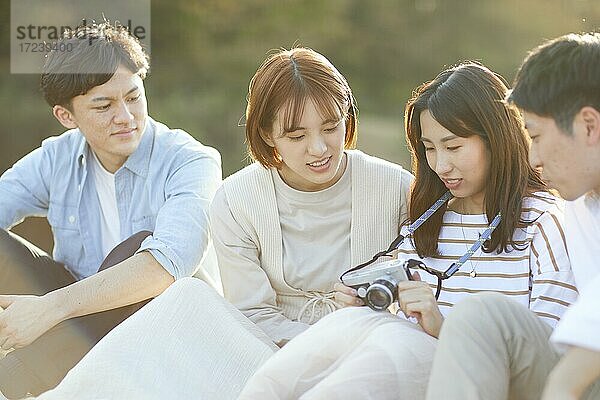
[365,278,397,311]
[366,288,391,310]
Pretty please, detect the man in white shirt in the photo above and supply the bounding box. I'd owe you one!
[426,32,600,400]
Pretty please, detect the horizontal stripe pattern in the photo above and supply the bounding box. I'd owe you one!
[397,195,578,328]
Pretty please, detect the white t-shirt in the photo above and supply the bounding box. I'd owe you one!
[89,151,121,260]
[551,192,600,351]
[271,159,352,292]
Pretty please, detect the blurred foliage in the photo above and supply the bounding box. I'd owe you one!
[0,0,599,178]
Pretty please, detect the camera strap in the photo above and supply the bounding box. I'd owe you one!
[340,191,453,280]
[441,212,502,278]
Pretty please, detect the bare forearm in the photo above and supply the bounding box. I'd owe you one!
[543,347,600,400]
[45,251,174,322]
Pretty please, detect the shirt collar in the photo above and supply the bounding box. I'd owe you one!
[122,118,154,177]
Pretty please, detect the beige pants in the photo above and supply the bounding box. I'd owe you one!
[426,292,600,400]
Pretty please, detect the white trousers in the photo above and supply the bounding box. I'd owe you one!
[239,306,437,400]
[36,278,277,400]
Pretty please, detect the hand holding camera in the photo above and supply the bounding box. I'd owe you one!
[332,283,364,307]
[396,273,445,338]
[341,258,412,311]
[341,258,445,337]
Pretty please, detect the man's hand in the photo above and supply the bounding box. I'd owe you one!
[333,282,364,307]
[396,271,444,338]
[542,346,600,400]
[0,252,172,353]
[0,294,63,350]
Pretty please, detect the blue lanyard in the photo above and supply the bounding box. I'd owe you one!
[442,212,502,278]
[341,191,502,280]
[402,190,453,242]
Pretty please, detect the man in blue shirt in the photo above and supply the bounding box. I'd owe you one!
[0,22,222,397]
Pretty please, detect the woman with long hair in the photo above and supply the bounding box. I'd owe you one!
[237,62,578,399]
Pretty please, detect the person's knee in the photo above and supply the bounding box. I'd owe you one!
[321,305,374,323]
[0,228,17,257]
[163,277,221,305]
[169,276,210,294]
[444,292,514,331]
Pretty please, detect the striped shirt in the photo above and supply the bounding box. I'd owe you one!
[396,194,578,328]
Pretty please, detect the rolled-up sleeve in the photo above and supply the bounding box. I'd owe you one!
[0,145,52,229]
[137,147,222,279]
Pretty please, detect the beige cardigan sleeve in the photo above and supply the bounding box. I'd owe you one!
[209,187,310,344]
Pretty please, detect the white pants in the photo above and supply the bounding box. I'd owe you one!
[36,278,277,400]
[239,306,437,400]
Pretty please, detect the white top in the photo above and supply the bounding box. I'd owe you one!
[271,159,352,291]
[551,192,600,351]
[89,150,121,259]
[395,194,578,328]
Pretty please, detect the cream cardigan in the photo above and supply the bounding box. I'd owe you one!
[221,150,412,328]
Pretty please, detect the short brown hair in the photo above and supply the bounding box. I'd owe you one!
[405,62,547,257]
[245,47,358,168]
[40,21,149,108]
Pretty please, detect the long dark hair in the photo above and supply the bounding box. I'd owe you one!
[405,62,547,257]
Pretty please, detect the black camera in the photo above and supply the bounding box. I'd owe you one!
[341,259,413,311]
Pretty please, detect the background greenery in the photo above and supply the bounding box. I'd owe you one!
[0,0,598,250]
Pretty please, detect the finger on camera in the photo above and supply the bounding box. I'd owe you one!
[398,294,437,314]
[398,286,435,301]
[404,296,437,311]
[397,280,430,292]
[397,288,430,305]
[334,291,364,307]
[333,282,358,296]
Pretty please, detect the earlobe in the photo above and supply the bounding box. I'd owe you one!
[52,105,78,129]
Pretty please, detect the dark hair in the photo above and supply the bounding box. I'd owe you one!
[40,21,149,108]
[245,47,358,168]
[405,62,547,257]
[508,32,600,134]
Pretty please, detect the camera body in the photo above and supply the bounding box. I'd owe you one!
[341,259,410,311]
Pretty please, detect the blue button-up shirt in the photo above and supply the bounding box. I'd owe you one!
[0,117,222,280]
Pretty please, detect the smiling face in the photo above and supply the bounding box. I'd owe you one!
[525,108,600,200]
[53,64,148,173]
[266,98,347,192]
[420,110,491,213]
